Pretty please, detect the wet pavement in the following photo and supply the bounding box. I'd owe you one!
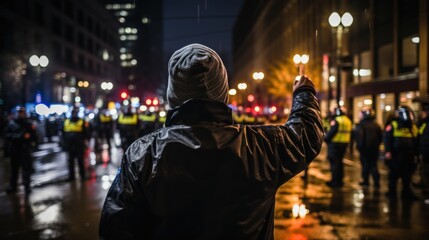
[1,137,429,240]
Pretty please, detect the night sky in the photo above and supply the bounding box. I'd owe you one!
[163,0,244,74]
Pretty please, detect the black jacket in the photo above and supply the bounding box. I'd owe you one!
[99,89,323,240]
[355,118,382,152]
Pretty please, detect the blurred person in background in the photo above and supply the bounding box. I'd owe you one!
[4,107,37,194]
[324,106,352,188]
[117,105,140,152]
[138,109,156,136]
[99,43,323,239]
[354,107,382,188]
[95,108,114,153]
[384,105,419,200]
[62,107,90,181]
[416,104,429,193]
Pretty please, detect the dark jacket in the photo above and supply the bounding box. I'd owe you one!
[99,89,323,240]
[4,118,37,152]
[418,117,429,157]
[355,117,382,152]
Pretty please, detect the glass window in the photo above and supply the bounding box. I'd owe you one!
[402,36,418,69]
[353,95,373,124]
[377,44,394,78]
[376,93,395,127]
[352,51,372,83]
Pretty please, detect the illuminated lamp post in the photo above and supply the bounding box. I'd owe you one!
[328,11,353,106]
[293,54,309,80]
[252,72,264,104]
[28,54,49,104]
[237,82,247,106]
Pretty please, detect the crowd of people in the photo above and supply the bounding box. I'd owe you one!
[1,105,167,191]
[323,104,429,201]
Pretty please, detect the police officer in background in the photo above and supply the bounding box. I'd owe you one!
[324,106,352,187]
[4,107,37,194]
[139,110,156,136]
[95,108,114,152]
[63,107,90,181]
[384,105,419,200]
[117,105,140,152]
[417,105,429,192]
[354,107,382,188]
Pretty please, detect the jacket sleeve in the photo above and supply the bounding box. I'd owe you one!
[383,124,393,153]
[275,87,324,185]
[99,149,157,239]
[324,119,338,143]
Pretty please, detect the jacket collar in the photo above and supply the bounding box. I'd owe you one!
[165,99,233,126]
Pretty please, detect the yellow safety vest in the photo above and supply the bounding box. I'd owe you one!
[158,116,166,123]
[392,121,417,138]
[323,118,330,132]
[244,114,255,124]
[139,114,156,122]
[64,119,84,132]
[419,122,426,135]
[100,115,112,123]
[233,112,245,123]
[118,114,138,125]
[332,115,352,143]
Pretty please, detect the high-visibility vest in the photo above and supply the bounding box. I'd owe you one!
[233,112,245,123]
[64,119,84,132]
[323,118,330,132]
[392,121,417,138]
[419,122,427,135]
[158,116,166,123]
[100,115,112,123]
[139,114,156,122]
[244,114,256,124]
[118,114,138,125]
[332,115,352,143]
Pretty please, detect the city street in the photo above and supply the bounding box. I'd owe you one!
[1,138,429,240]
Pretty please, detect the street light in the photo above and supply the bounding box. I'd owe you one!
[252,72,264,105]
[328,11,353,106]
[252,72,264,81]
[27,54,49,104]
[237,82,247,106]
[293,54,309,79]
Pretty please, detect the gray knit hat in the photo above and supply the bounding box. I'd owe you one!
[167,43,229,108]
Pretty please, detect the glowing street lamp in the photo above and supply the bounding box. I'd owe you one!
[293,54,309,77]
[237,82,248,105]
[328,11,353,106]
[252,72,264,81]
[26,54,49,104]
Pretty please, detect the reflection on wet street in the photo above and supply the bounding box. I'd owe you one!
[1,141,429,239]
[274,147,429,240]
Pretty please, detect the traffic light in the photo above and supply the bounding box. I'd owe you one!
[120,91,128,100]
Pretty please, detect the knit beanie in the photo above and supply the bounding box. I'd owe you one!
[167,43,229,108]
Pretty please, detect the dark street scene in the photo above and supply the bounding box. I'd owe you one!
[1,0,429,239]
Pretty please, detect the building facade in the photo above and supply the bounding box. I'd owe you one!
[0,0,120,111]
[105,0,164,101]
[233,0,427,126]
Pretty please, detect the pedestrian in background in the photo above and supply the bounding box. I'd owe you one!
[99,43,324,239]
[354,107,382,188]
[95,108,114,153]
[117,105,140,152]
[4,107,37,194]
[62,107,90,181]
[384,105,419,200]
[417,104,429,193]
[138,110,156,136]
[324,106,353,188]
